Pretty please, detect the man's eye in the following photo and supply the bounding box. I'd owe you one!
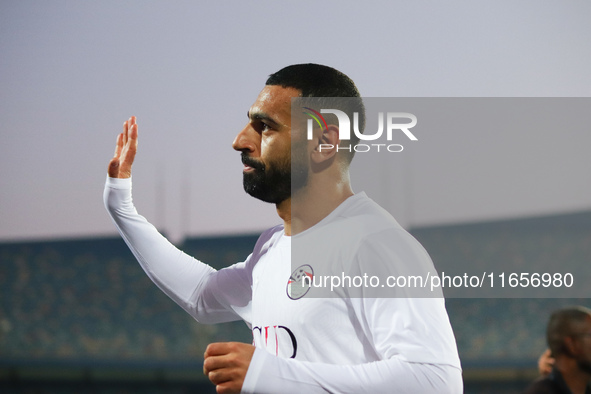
[252,119,274,133]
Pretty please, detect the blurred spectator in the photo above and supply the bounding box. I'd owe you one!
[524,306,591,394]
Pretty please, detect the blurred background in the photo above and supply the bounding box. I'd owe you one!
[1,1,590,393]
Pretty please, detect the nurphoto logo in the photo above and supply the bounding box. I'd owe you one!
[303,107,418,153]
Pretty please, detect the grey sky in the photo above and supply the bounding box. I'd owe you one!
[1,1,590,242]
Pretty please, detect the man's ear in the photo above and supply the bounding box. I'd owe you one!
[311,124,340,164]
[564,336,579,357]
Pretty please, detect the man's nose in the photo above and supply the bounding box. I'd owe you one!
[232,125,257,153]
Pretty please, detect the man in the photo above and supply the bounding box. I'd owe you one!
[104,64,462,393]
[525,307,591,394]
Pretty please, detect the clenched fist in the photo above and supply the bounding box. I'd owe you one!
[204,342,255,394]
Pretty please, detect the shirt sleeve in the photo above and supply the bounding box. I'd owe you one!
[103,176,251,324]
[242,296,463,394]
[242,348,462,394]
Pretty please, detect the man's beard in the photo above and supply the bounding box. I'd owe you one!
[241,150,308,204]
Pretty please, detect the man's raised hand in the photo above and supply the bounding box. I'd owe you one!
[204,342,255,394]
[108,116,138,178]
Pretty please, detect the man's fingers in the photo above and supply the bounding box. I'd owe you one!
[215,382,237,394]
[203,343,253,394]
[108,118,137,179]
[128,122,138,146]
[124,116,136,144]
[122,120,128,145]
[205,342,233,358]
[118,118,138,178]
[119,124,137,176]
[203,343,248,376]
[215,381,241,394]
[206,363,235,385]
[108,133,123,177]
[203,343,254,375]
[204,351,244,373]
[113,133,123,158]
[205,360,243,393]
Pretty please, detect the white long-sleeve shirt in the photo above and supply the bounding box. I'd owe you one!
[104,176,462,393]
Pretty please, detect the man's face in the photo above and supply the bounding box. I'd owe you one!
[232,85,309,204]
[571,316,591,374]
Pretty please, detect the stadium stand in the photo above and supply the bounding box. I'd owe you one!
[1,211,590,393]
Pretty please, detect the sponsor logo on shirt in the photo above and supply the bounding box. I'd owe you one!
[252,325,297,358]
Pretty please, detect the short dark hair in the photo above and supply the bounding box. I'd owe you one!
[266,64,365,164]
[266,63,361,99]
[547,306,591,356]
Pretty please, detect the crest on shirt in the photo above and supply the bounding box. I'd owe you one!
[286,264,314,300]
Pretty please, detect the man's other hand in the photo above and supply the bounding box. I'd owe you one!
[108,116,138,178]
[538,348,554,376]
[204,342,255,394]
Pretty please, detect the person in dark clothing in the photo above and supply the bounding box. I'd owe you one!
[525,307,591,394]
